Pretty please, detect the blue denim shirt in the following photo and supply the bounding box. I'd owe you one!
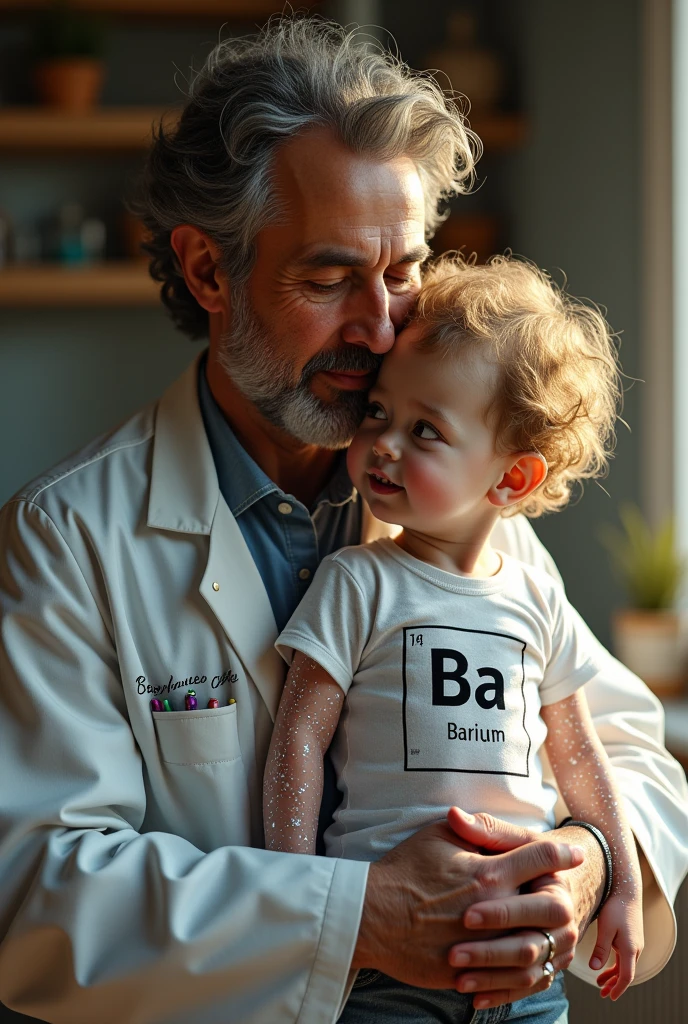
[197,356,363,633]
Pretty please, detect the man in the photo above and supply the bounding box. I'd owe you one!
[0,17,685,1024]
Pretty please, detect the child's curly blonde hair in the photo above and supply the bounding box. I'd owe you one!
[412,254,621,518]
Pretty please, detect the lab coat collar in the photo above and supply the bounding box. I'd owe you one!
[148,353,217,534]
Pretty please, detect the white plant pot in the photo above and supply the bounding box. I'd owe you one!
[611,609,687,697]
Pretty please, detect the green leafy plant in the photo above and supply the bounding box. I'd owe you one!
[599,504,686,610]
[34,2,106,60]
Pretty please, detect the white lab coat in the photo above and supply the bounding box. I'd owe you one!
[0,354,686,1024]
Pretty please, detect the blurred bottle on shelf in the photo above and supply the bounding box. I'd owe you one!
[56,201,85,263]
[33,203,108,265]
[81,217,107,263]
[426,9,505,112]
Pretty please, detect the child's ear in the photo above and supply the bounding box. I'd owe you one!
[488,453,548,509]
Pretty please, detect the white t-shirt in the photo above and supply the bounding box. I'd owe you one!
[276,538,605,862]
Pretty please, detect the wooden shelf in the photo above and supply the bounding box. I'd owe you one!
[0,1,318,16]
[0,107,527,154]
[0,107,176,151]
[0,262,158,306]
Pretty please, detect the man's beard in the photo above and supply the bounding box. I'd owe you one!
[217,288,381,449]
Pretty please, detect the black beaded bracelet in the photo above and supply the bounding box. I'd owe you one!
[557,817,613,920]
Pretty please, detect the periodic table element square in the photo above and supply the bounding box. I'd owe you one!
[402,625,531,777]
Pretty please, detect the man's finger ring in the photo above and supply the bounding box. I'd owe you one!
[542,961,555,985]
[538,930,556,964]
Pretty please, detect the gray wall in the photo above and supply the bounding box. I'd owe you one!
[0,309,193,500]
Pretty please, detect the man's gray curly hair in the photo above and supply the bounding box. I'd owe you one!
[134,15,480,339]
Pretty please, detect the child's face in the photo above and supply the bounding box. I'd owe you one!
[347,325,510,535]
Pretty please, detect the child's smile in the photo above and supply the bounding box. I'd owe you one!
[367,467,404,494]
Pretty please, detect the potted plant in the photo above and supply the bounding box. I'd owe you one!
[601,504,687,697]
[33,2,106,112]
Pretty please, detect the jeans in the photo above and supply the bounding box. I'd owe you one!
[339,969,568,1024]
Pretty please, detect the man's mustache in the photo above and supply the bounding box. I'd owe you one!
[302,347,382,380]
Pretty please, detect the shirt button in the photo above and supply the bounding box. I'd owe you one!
[278,501,293,515]
[298,568,311,581]
[212,581,220,592]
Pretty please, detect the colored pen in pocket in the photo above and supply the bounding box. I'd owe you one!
[207,698,219,709]
[185,689,198,711]
[150,699,163,713]
[163,699,172,712]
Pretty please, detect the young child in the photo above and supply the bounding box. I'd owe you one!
[263,255,643,1016]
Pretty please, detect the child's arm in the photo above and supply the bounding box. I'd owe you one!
[542,689,644,1000]
[263,650,345,855]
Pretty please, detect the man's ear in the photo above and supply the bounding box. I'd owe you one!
[170,225,229,316]
[488,453,548,509]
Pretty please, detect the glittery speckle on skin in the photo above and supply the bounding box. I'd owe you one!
[542,690,644,998]
[263,651,343,854]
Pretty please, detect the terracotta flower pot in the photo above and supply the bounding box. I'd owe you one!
[34,58,105,112]
[611,608,687,697]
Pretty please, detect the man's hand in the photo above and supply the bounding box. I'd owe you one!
[445,808,606,1008]
[352,815,584,990]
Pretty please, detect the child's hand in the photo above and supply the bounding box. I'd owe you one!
[589,894,644,1000]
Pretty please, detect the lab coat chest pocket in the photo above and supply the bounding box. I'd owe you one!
[152,704,250,849]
